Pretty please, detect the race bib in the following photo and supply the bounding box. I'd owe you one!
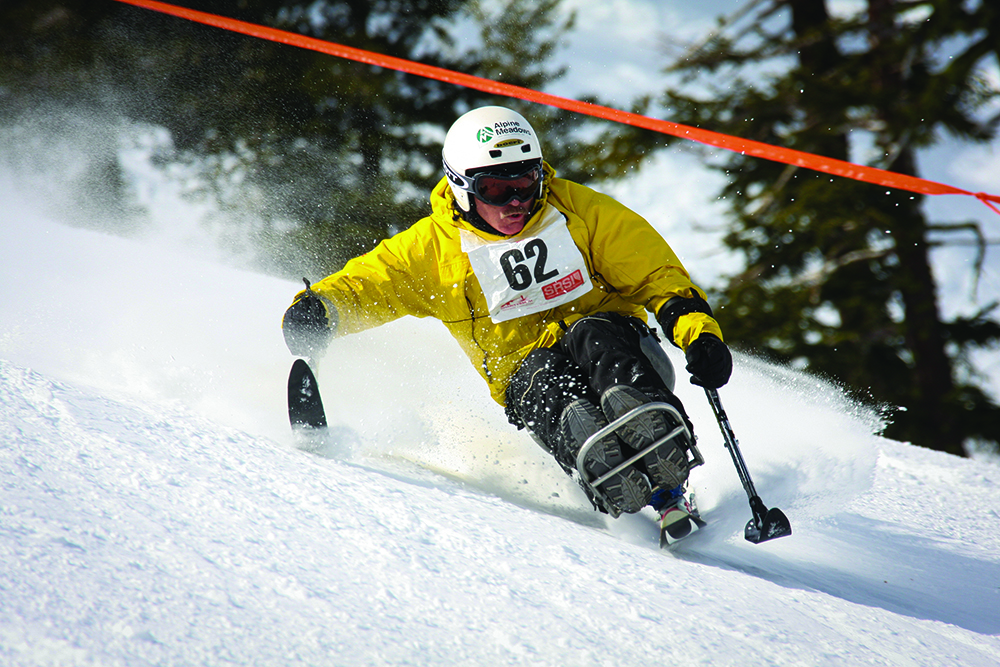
[462,206,593,323]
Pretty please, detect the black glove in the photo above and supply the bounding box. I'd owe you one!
[684,333,732,389]
[282,282,336,357]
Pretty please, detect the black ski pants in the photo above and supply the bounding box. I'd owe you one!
[504,312,687,469]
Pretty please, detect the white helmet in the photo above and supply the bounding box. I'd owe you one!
[442,106,543,212]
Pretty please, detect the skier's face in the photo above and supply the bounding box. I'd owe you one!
[476,195,534,235]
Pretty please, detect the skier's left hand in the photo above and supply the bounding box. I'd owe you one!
[685,333,732,389]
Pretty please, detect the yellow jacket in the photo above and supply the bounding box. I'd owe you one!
[305,167,723,405]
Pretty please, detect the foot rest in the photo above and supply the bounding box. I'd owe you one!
[576,402,704,516]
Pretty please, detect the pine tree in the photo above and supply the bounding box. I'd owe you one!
[652,0,1000,455]
[0,0,581,274]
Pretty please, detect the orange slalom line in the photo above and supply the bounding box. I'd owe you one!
[113,0,999,214]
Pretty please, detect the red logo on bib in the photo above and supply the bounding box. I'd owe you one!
[542,270,584,300]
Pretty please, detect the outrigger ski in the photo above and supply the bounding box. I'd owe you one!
[575,401,707,549]
[704,388,791,545]
[288,358,327,430]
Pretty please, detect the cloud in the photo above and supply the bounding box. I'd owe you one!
[553,0,702,99]
[949,145,1000,192]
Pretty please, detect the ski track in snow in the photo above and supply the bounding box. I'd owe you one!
[2,144,1000,666]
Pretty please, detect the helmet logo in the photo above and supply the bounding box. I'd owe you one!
[494,138,524,148]
[476,127,494,143]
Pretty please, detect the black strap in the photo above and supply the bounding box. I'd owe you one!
[656,295,714,345]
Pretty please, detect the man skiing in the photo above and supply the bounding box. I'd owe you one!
[282,106,732,532]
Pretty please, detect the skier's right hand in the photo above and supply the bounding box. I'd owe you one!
[282,287,337,357]
[684,333,732,389]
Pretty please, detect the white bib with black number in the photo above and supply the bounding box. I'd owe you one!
[461,205,593,323]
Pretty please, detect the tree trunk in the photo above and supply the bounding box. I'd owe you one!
[867,0,961,454]
[883,149,961,454]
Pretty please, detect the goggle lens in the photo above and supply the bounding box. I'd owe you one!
[473,167,541,206]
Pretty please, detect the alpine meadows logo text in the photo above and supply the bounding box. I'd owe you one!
[477,122,530,143]
[493,121,530,136]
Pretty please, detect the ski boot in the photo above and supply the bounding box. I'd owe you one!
[599,385,697,492]
[598,386,706,546]
[574,388,703,520]
[558,399,651,515]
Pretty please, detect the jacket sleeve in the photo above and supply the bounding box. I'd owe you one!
[306,223,442,336]
[564,183,724,349]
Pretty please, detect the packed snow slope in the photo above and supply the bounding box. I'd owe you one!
[3,169,1000,666]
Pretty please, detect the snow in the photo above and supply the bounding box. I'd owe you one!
[4,359,1000,667]
[2,130,1000,666]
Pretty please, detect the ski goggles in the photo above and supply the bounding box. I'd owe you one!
[449,164,543,207]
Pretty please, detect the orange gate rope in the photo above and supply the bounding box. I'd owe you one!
[113,0,1000,215]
